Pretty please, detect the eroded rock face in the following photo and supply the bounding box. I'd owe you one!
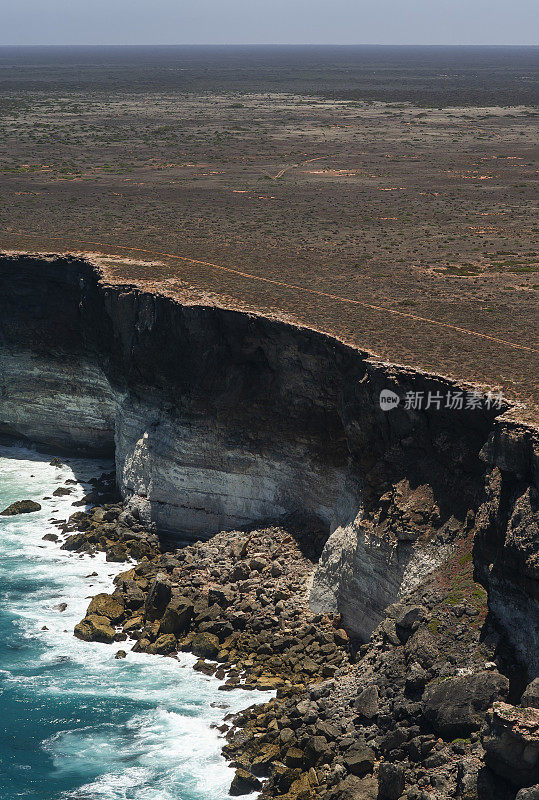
[309,484,467,640]
[474,425,539,678]
[0,252,537,671]
[0,349,116,455]
[482,701,539,788]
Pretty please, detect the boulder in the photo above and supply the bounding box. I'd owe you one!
[74,614,116,643]
[270,761,297,793]
[456,756,482,800]
[156,553,180,571]
[305,734,332,765]
[113,567,137,585]
[61,533,86,551]
[395,605,427,642]
[158,597,194,635]
[117,579,145,610]
[522,680,539,709]
[331,774,378,799]
[207,588,232,607]
[195,604,221,625]
[249,555,267,572]
[52,487,71,497]
[316,720,340,741]
[404,627,438,668]
[482,702,539,788]
[199,619,233,642]
[378,762,406,800]
[147,634,177,655]
[191,632,220,659]
[288,771,313,798]
[284,747,305,768]
[144,573,172,618]
[516,787,539,800]
[230,562,250,582]
[406,661,429,692]
[380,618,400,646]
[256,676,284,690]
[343,743,375,777]
[68,511,90,529]
[229,768,262,796]
[250,742,280,773]
[1,499,41,516]
[423,671,509,738]
[193,659,216,675]
[379,726,408,754]
[334,628,349,646]
[86,593,124,623]
[123,615,143,633]
[296,700,317,718]
[354,685,379,720]
[132,637,150,653]
[105,543,128,562]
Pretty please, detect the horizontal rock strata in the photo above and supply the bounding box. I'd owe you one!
[0,251,537,678]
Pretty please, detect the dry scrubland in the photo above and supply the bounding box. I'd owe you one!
[0,47,537,418]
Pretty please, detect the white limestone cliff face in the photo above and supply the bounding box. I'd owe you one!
[115,395,289,535]
[114,394,357,537]
[0,349,116,454]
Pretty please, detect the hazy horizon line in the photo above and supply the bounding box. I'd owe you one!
[1,42,538,48]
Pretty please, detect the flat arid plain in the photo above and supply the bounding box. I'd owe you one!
[0,46,537,418]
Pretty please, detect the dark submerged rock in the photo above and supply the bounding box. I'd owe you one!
[1,499,41,515]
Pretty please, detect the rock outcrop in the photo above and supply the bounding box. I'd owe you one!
[474,424,539,677]
[482,701,539,788]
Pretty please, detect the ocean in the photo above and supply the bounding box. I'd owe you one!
[0,445,265,800]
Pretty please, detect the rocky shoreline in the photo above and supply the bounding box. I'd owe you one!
[32,468,537,800]
[0,254,537,799]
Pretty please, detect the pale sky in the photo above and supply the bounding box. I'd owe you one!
[1,0,538,46]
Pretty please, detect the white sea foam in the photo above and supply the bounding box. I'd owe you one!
[0,445,270,800]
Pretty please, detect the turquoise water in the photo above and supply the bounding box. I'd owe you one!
[0,445,266,800]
